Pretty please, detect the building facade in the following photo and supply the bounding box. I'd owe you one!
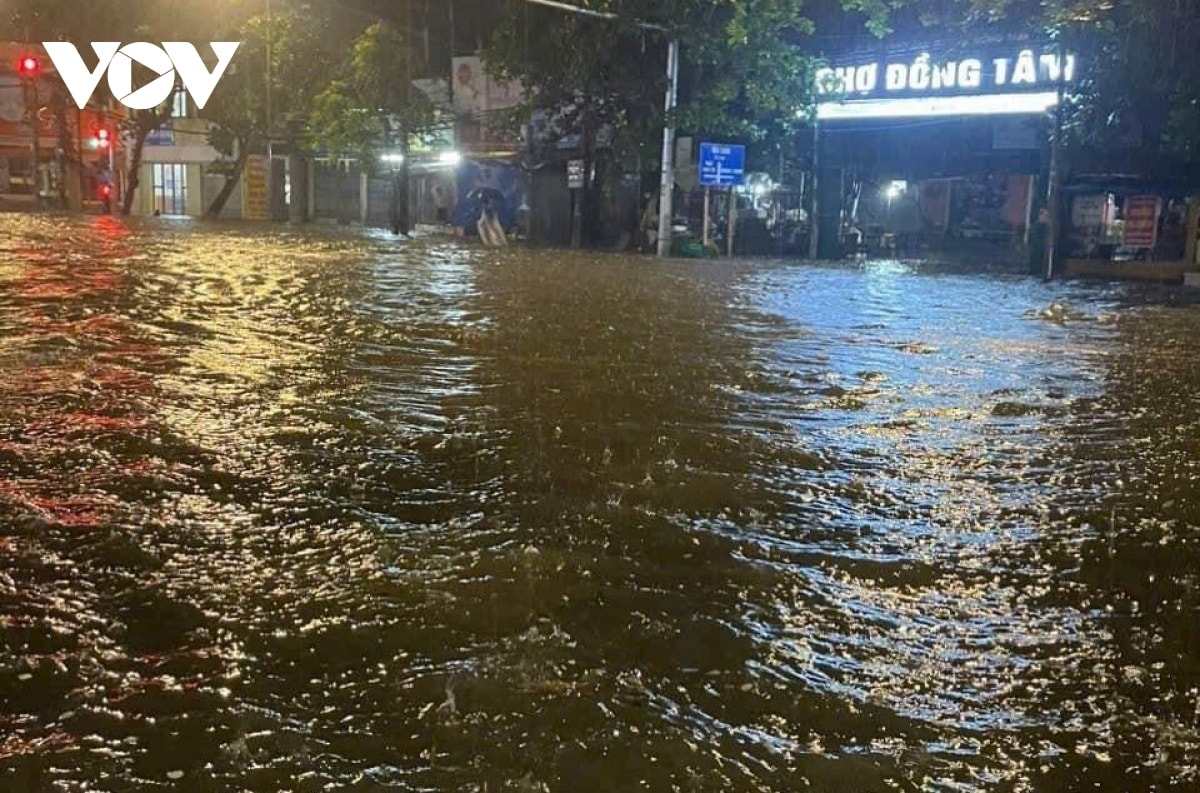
[130,91,247,219]
[0,42,121,211]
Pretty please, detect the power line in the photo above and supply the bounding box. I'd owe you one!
[519,0,667,32]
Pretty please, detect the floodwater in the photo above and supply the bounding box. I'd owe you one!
[1,214,1197,793]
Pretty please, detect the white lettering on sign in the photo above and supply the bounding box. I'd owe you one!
[1011,50,1037,85]
[815,49,1076,98]
[43,41,240,110]
[994,58,1010,86]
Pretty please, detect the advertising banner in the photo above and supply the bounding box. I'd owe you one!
[1123,196,1160,248]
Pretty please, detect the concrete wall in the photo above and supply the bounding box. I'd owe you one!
[313,162,362,224]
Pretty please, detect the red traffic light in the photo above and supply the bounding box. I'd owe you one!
[95,128,111,148]
[99,184,112,199]
[18,55,40,77]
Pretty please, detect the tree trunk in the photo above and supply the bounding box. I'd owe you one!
[204,150,248,219]
[121,128,149,216]
[54,98,81,211]
[580,101,594,246]
[121,104,173,216]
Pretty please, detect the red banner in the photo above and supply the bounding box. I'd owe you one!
[1123,195,1161,248]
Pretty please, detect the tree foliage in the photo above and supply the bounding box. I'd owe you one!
[201,5,333,216]
[305,21,443,168]
[482,0,820,172]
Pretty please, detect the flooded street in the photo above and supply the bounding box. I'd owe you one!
[1,214,1198,792]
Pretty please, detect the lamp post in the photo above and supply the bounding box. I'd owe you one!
[520,0,678,257]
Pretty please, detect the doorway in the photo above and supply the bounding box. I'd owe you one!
[151,163,188,215]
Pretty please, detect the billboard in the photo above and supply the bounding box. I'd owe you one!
[815,44,1077,120]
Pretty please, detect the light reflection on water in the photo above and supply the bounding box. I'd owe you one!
[0,214,1197,792]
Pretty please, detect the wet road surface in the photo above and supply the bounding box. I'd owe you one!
[1,214,1198,792]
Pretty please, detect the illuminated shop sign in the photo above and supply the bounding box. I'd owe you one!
[814,46,1077,120]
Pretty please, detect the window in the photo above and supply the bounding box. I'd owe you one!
[171,90,188,119]
[151,163,188,215]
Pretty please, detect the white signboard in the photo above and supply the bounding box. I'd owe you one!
[1071,195,1107,231]
[815,49,1076,98]
[815,45,1078,120]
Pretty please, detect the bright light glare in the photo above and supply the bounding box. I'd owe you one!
[438,150,462,166]
[816,91,1060,120]
[885,180,906,198]
[381,152,405,163]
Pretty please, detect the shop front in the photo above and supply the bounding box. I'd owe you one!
[812,41,1074,260]
[1061,178,1200,282]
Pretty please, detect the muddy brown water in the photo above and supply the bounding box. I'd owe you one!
[1,214,1198,792]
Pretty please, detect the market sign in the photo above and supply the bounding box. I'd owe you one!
[815,46,1077,120]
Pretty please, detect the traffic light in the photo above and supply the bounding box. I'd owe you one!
[17,55,40,77]
[96,128,111,149]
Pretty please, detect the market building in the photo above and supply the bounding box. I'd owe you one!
[812,38,1200,282]
[811,40,1074,262]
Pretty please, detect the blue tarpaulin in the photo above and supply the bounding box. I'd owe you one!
[450,160,523,231]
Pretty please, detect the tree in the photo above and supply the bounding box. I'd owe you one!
[202,5,332,218]
[674,1,819,165]
[482,0,820,244]
[306,20,444,233]
[118,76,179,216]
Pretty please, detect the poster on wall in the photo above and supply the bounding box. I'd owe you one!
[1071,195,1107,232]
[1123,195,1160,248]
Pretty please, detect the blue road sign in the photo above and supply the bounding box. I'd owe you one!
[699,142,746,187]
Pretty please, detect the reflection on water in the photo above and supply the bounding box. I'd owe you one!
[1,214,1197,792]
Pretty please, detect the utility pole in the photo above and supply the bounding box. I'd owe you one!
[1044,39,1067,281]
[656,37,679,257]
[808,120,820,259]
[265,0,272,143]
[520,0,677,257]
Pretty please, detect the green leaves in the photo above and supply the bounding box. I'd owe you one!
[304,20,443,166]
[482,0,817,172]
